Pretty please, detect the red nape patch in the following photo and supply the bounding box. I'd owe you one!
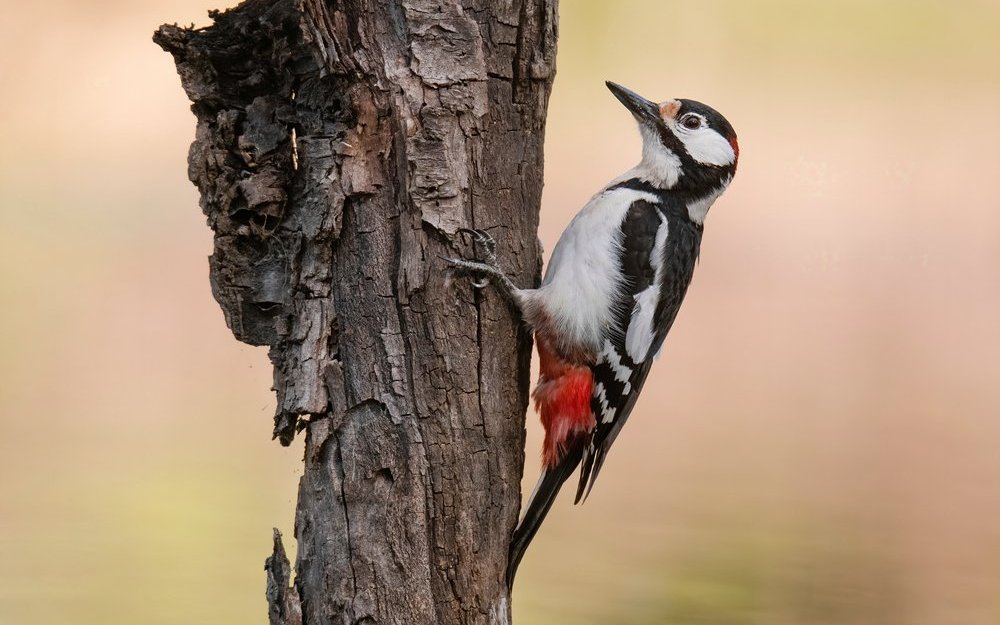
[532,336,595,468]
[729,136,740,170]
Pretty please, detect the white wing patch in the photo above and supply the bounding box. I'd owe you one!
[625,210,669,362]
[599,339,632,395]
[594,382,615,424]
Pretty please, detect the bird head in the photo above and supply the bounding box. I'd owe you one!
[606,81,738,202]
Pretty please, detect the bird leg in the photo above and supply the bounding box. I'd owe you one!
[445,228,520,307]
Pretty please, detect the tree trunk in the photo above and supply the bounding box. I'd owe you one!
[154,1,557,623]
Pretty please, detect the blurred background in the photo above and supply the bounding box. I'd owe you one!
[2,1,1000,623]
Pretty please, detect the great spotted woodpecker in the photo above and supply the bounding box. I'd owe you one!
[447,81,739,588]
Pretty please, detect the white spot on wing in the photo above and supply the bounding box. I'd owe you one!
[594,382,615,423]
[625,210,668,362]
[600,339,632,395]
[625,288,660,362]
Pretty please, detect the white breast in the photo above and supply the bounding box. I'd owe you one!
[537,187,659,352]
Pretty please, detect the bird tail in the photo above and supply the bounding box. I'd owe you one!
[574,364,653,504]
[506,436,585,590]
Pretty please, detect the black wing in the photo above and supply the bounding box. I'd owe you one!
[576,196,703,503]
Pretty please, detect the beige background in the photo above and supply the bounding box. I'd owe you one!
[2,1,1000,623]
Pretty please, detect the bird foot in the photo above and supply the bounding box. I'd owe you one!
[445,228,517,302]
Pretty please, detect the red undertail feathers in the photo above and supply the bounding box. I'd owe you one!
[532,335,595,467]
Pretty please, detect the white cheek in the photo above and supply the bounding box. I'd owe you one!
[679,128,736,167]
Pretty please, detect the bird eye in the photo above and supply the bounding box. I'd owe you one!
[681,115,702,130]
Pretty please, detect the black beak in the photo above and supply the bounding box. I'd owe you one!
[606,81,659,123]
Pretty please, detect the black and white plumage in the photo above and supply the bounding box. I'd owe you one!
[577,181,706,503]
[446,81,739,589]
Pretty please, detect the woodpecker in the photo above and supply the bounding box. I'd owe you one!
[447,81,739,588]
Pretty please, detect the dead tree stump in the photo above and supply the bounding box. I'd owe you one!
[155,0,557,623]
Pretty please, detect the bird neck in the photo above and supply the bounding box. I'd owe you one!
[607,174,729,225]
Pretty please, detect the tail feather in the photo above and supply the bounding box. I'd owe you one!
[575,443,607,504]
[506,439,585,590]
[573,444,594,504]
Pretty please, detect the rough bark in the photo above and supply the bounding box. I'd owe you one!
[154,1,557,623]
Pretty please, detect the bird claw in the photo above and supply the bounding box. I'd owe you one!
[458,227,494,246]
[458,228,498,265]
[445,230,513,300]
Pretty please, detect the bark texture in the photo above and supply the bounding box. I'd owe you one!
[155,1,557,623]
